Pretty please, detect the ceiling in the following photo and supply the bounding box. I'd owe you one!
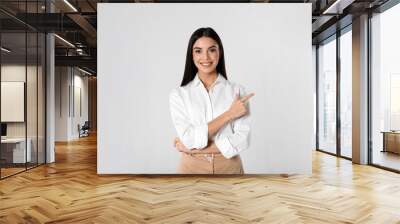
[0,0,392,75]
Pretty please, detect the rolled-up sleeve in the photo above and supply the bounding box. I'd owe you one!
[215,87,251,159]
[169,89,208,150]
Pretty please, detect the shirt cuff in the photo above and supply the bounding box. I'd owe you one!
[215,137,237,159]
[194,124,208,149]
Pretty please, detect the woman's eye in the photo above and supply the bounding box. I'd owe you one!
[194,50,201,54]
[209,48,217,53]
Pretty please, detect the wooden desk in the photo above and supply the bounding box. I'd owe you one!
[381,131,400,154]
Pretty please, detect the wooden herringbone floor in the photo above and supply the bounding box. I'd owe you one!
[1,134,400,224]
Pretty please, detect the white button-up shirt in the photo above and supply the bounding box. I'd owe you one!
[169,74,251,159]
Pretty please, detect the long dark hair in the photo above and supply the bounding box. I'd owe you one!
[180,27,227,86]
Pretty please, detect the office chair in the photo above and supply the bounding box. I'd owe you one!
[79,121,90,138]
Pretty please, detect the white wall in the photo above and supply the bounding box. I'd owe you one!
[98,3,313,174]
[55,67,89,141]
[1,65,40,138]
[72,72,89,138]
[55,67,69,141]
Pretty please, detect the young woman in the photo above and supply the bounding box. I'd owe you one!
[169,27,254,174]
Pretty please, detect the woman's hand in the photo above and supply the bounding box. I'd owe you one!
[227,93,254,120]
[174,138,221,154]
[174,137,191,153]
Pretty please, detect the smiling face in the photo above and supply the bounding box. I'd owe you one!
[192,37,220,76]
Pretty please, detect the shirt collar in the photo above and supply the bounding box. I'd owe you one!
[192,73,226,88]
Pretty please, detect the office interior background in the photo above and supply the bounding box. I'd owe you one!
[0,0,400,223]
[98,4,313,174]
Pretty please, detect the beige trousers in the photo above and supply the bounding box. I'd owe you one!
[177,153,244,174]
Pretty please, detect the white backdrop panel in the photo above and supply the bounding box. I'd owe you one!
[1,82,25,122]
[98,3,313,174]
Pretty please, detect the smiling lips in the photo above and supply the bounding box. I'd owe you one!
[200,62,212,67]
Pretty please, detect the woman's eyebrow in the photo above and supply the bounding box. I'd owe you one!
[193,45,217,50]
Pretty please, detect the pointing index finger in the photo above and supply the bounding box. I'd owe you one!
[241,93,255,103]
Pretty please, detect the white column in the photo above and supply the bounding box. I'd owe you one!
[46,33,55,163]
[352,14,369,164]
[46,1,56,163]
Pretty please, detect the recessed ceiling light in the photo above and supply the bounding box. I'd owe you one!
[54,34,75,48]
[322,0,354,14]
[78,67,93,76]
[1,47,11,53]
[63,0,78,12]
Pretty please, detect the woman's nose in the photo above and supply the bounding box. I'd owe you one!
[201,52,210,60]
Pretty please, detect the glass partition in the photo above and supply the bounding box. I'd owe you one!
[38,32,45,165]
[0,1,46,179]
[27,31,38,169]
[0,31,28,177]
[318,36,337,155]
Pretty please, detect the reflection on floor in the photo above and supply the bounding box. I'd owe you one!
[341,148,352,158]
[373,150,400,170]
[0,167,25,178]
[0,162,42,178]
[0,135,400,222]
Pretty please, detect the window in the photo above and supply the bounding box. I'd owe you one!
[371,2,400,171]
[318,36,337,154]
[339,28,352,158]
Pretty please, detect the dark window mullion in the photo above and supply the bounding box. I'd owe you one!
[25,0,28,171]
[316,45,320,150]
[336,30,341,157]
[367,11,373,165]
[36,0,39,167]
